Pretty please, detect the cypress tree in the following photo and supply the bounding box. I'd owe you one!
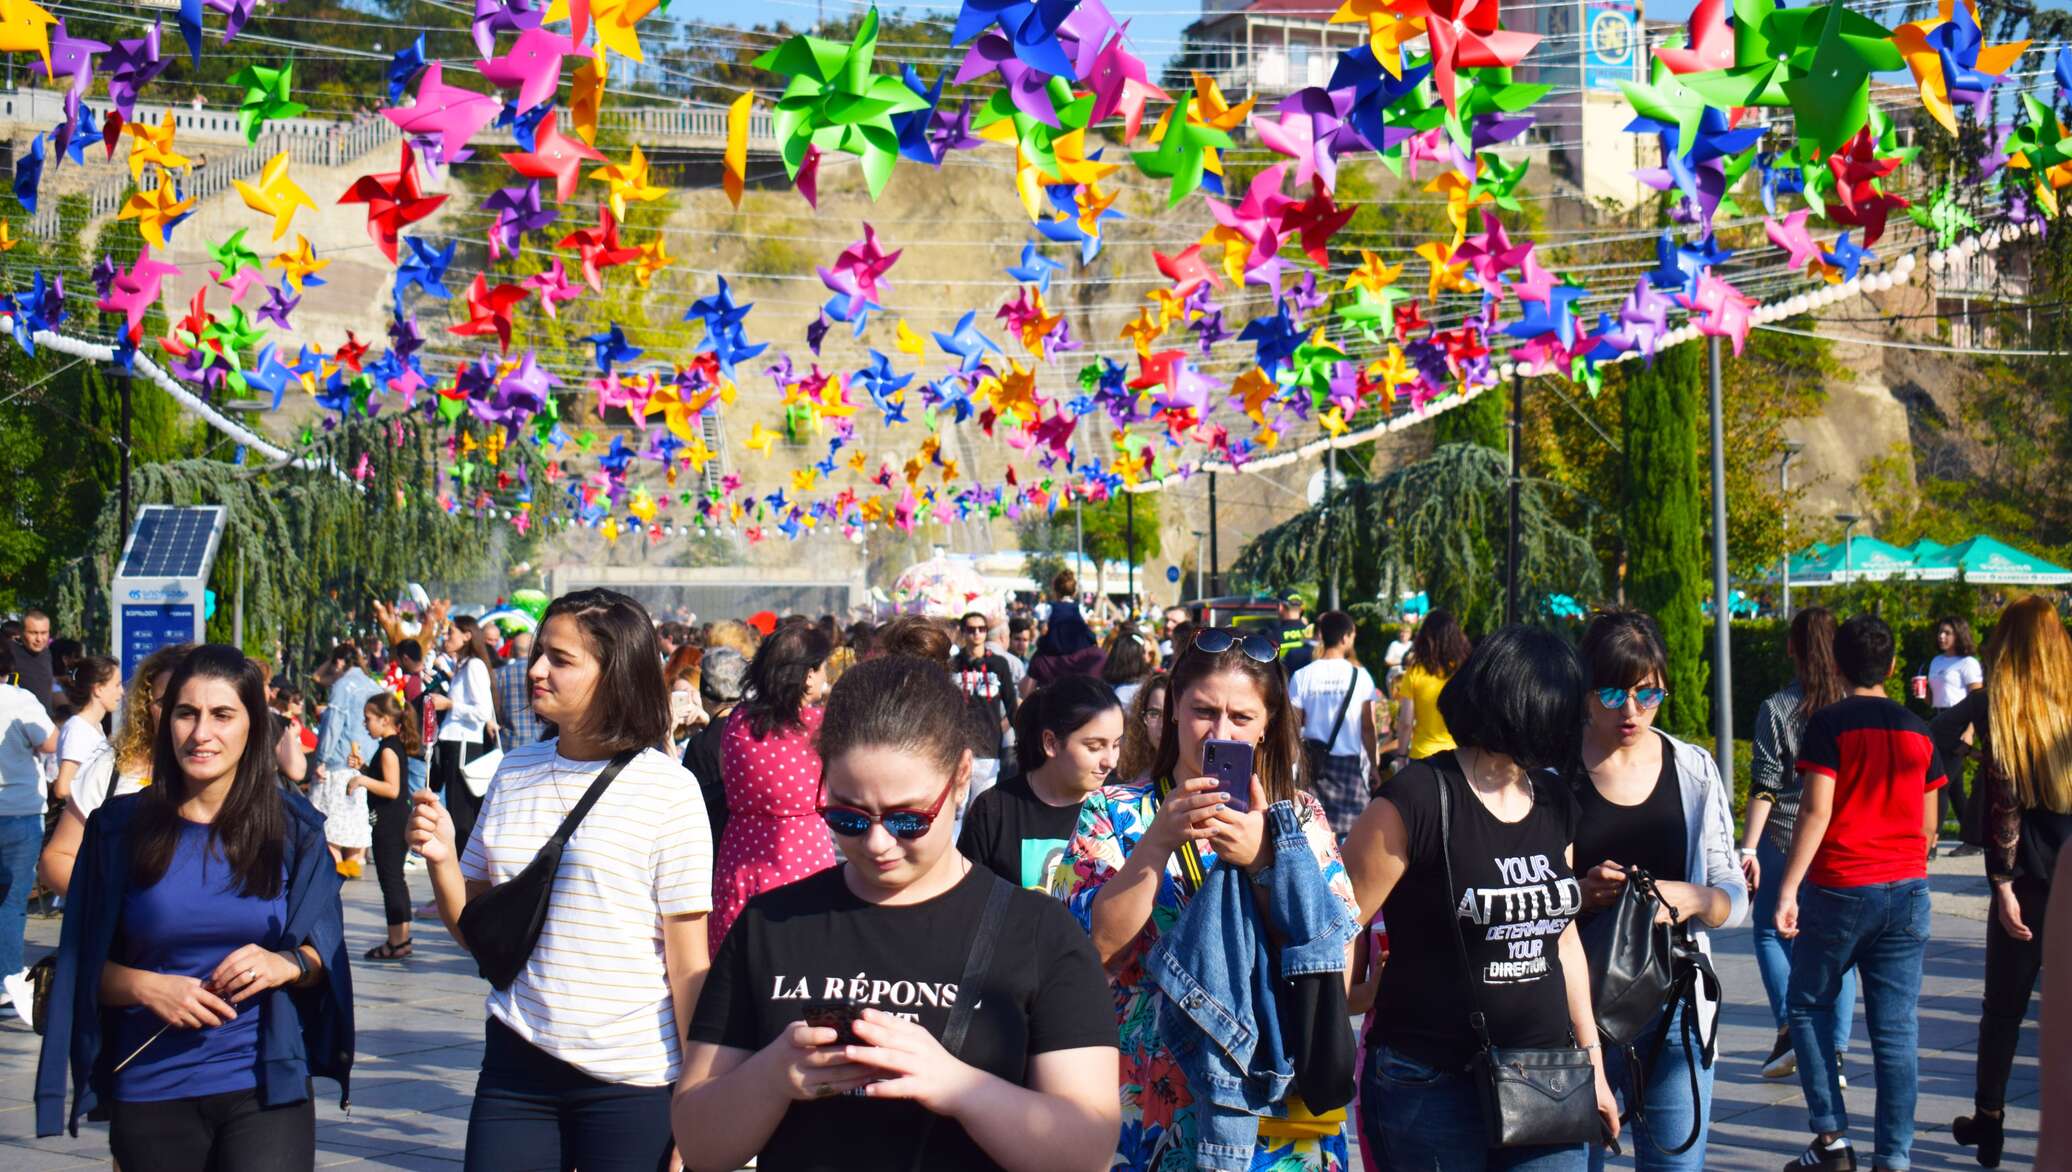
[1621,345,1710,739]
[1433,385,1506,451]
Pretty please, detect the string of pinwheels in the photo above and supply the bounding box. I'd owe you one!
[0,0,2055,548]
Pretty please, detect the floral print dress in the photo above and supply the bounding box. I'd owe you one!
[1057,778,1360,1172]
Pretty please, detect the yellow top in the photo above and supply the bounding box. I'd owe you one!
[1398,665,1456,759]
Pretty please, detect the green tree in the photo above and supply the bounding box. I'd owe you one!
[1019,492,1162,601]
[1433,387,1507,451]
[1621,343,1709,739]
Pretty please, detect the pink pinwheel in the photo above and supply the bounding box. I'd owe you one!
[478,26,589,113]
[1399,127,1450,179]
[523,257,584,318]
[97,244,179,342]
[1509,247,1557,304]
[1394,0,1541,116]
[1683,273,1756,355]
[1451,208,1530,291]
[1252,86,1368,191]
[1084,27,1167,141]
[1765,208,1823,271]
[818,223,901,320]
[383,63,501,166]
[1206,163,1293,284]
[1053,0,1118,80]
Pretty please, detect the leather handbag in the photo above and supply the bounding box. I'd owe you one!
[458,750,637,990]
[1585,868,1720,1156]
[1436,770,1605,1149]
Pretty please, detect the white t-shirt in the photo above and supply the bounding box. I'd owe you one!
[438,657,497,743]
[1384,638,1414,668]
[461,740,714,1086]
[68,742,146,819]
[1927,654,1983,709]
[0,682,56,816]
[58,714,108,767]
[1289,659,1376,758]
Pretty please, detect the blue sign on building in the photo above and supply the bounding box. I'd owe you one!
[1584,2,1641,91]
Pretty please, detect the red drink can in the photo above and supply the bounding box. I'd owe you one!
[1911,675,1929,700]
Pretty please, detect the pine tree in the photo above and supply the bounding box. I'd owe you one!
[1433,386,1506,452]
[1621,345,1710,739]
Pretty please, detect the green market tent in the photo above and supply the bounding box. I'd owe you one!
[1785,537,1930,585]
[1902,538,1947,563]
[1918,536,2072,585]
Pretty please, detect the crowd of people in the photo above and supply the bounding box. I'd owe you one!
[0,580,2068,1172]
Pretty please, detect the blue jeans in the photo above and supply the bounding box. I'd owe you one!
[1588,1005,1713,1172]
[405,756,431,802]
[1361,1046,1588,1172]
[1786,879,1931,1171]
[0,813,40,977]
[465,1019,672,1172]
[1752,835,1856,1055]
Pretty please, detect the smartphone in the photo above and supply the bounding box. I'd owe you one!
[1201,737,1255,813]
[801,1001,864,1045]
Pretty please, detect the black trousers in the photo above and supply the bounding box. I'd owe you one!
[370,794,413,927]
[1976,876,2050,1112]
[465,1018,673,1172]
[108,1087,315,1172]
[432,737,493,858]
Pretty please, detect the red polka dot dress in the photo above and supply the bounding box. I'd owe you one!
[708,704,834,945]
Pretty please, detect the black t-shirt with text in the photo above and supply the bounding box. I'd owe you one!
[1374,753,1582,1070]
[952,651,1019,760]
[957,772,1087,890]
[687,864,1116,1172]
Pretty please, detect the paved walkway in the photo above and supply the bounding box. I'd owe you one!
[0,854,2039,1170]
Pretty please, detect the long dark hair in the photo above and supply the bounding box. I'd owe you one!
[537,589,671,753]
[1936,614,1977,658]
[1150,640,1303,804]
[739,624,831,739]
[1014,676,1123,776]
[1788,607,1845,722]
[1101,629,1152,687]
[451,614,495,665]
[1411,609,1471,678]
[365,690,423,758]
[135,646,286,900]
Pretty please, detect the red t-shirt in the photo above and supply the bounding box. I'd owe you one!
[1794,695,1948,887]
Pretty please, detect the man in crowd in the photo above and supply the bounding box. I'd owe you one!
[314,643,385,808]
[1774,614,1947,1172]
[1274,593,1314,674]
[9,611,56,717]
[0,640,56,1014]
[1288,610,1380,837]
[493,630,542,749]
[1159,605,1189,659]
[951,611,1019,826]
[684,646,747,844]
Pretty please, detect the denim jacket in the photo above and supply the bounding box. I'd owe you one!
[35,790,355,1136]
[1148,800,1359,1171]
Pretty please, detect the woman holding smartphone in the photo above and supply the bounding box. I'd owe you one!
[412,590,711,1172]
[1057,628,1360,1171]
[677,654,1119,1172]
[34,646,351,1169]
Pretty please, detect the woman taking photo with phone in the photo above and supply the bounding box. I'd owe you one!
[677,654,1119,1172]
[1568,611,1745,1170]
[1341,626,1618,1171]
[1058,628,1361,1171]
[1935,596,2072,1168]
[411,589,711,1172]
[34,645,352,1170]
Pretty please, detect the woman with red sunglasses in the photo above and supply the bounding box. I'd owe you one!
[676,654,1120,1172]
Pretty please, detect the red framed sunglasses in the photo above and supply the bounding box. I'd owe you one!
[817,772,959,840]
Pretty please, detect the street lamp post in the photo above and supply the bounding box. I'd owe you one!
[1835,513,1861,589]
[1780,441,1804,619]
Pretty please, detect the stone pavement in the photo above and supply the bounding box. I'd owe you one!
[0,853,2039,1170]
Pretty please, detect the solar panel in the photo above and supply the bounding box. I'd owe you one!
[118,507,224,578]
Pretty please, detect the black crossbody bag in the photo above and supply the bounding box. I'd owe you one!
[908,873,1015,1171]
[1588,869,1719,1156]
[459,749,638,990]
[1302,674,1360,783]
[1436,770,1606,1150]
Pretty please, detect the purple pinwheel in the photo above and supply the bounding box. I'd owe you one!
[1253,86,1369,192]
[206,0,261,45]
[34,21,108,99]
[1614,278,1675,359]
[1329,46,1435,156]
[483,181,557,261]
[388,311,425,360]
[957,31,1061,125]
[256,281,300,329]
[1287,271,1329,321]
[1190,308,1229,355]
[472,0,545,59]
[951,0,1080,82]
[105,21,169,120]
[1471,110,1535,153]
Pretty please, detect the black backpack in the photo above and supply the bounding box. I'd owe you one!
[1585,869,1720,1156]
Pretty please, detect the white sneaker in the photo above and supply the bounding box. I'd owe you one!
[404,854,426,872]
[2,968,33,1028]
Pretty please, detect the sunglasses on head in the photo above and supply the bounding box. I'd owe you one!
[1595,686,1668,711]
[818,771,959,840]
[1188,627,1280,664]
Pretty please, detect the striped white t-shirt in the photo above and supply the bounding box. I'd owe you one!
[460,739,713,1086]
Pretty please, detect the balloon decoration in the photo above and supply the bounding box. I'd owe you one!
[0,0,2052,547]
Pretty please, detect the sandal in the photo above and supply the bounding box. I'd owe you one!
[364,940,413,961]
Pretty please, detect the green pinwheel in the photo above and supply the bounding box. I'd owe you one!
[200,303,267,371]
[1469,151,1530,212]
[1336,284,1405,343]
[1908,183,1978,249]
[1289,332,1349,404]
[1131,112,1235,208]
[972,76,1097,183]
[209,228,262,280]
[1679,0,1900,155]
[1620,53,1711,158]
[228,62,309,145]
[1442,66,1548,155]
[2004,92,2071,172]
[752,8,930,199]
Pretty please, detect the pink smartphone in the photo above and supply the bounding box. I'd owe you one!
[1202,737,1255,813]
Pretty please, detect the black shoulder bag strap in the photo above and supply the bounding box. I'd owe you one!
[1433,764,1492,1056]
[909,873,1016,1172]
[1324,669,1358,755]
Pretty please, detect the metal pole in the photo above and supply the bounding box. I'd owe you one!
[1125,491,1136,619]
[1074,499,1084,583]
[1707,336,1734,780]
[233,558,244,650]
[1208,472,1220,596]
[118,369,132,537]
[1505,371,1523,625]
[1322,449,1339,612]
[1779,445,1800,620]
[1194,531,1205,603]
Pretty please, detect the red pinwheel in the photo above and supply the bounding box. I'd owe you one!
[501,110,605,203]
[1392,0,1540,116]
[449,274,531,352]
[336,143,447,263]
[556,204,643,291]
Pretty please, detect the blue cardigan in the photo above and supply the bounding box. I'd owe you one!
[34,790,355,1137]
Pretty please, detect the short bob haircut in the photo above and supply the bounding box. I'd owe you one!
[1437,625,1586,772]
[534,588,671,753]
[1576,609,1670,691]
